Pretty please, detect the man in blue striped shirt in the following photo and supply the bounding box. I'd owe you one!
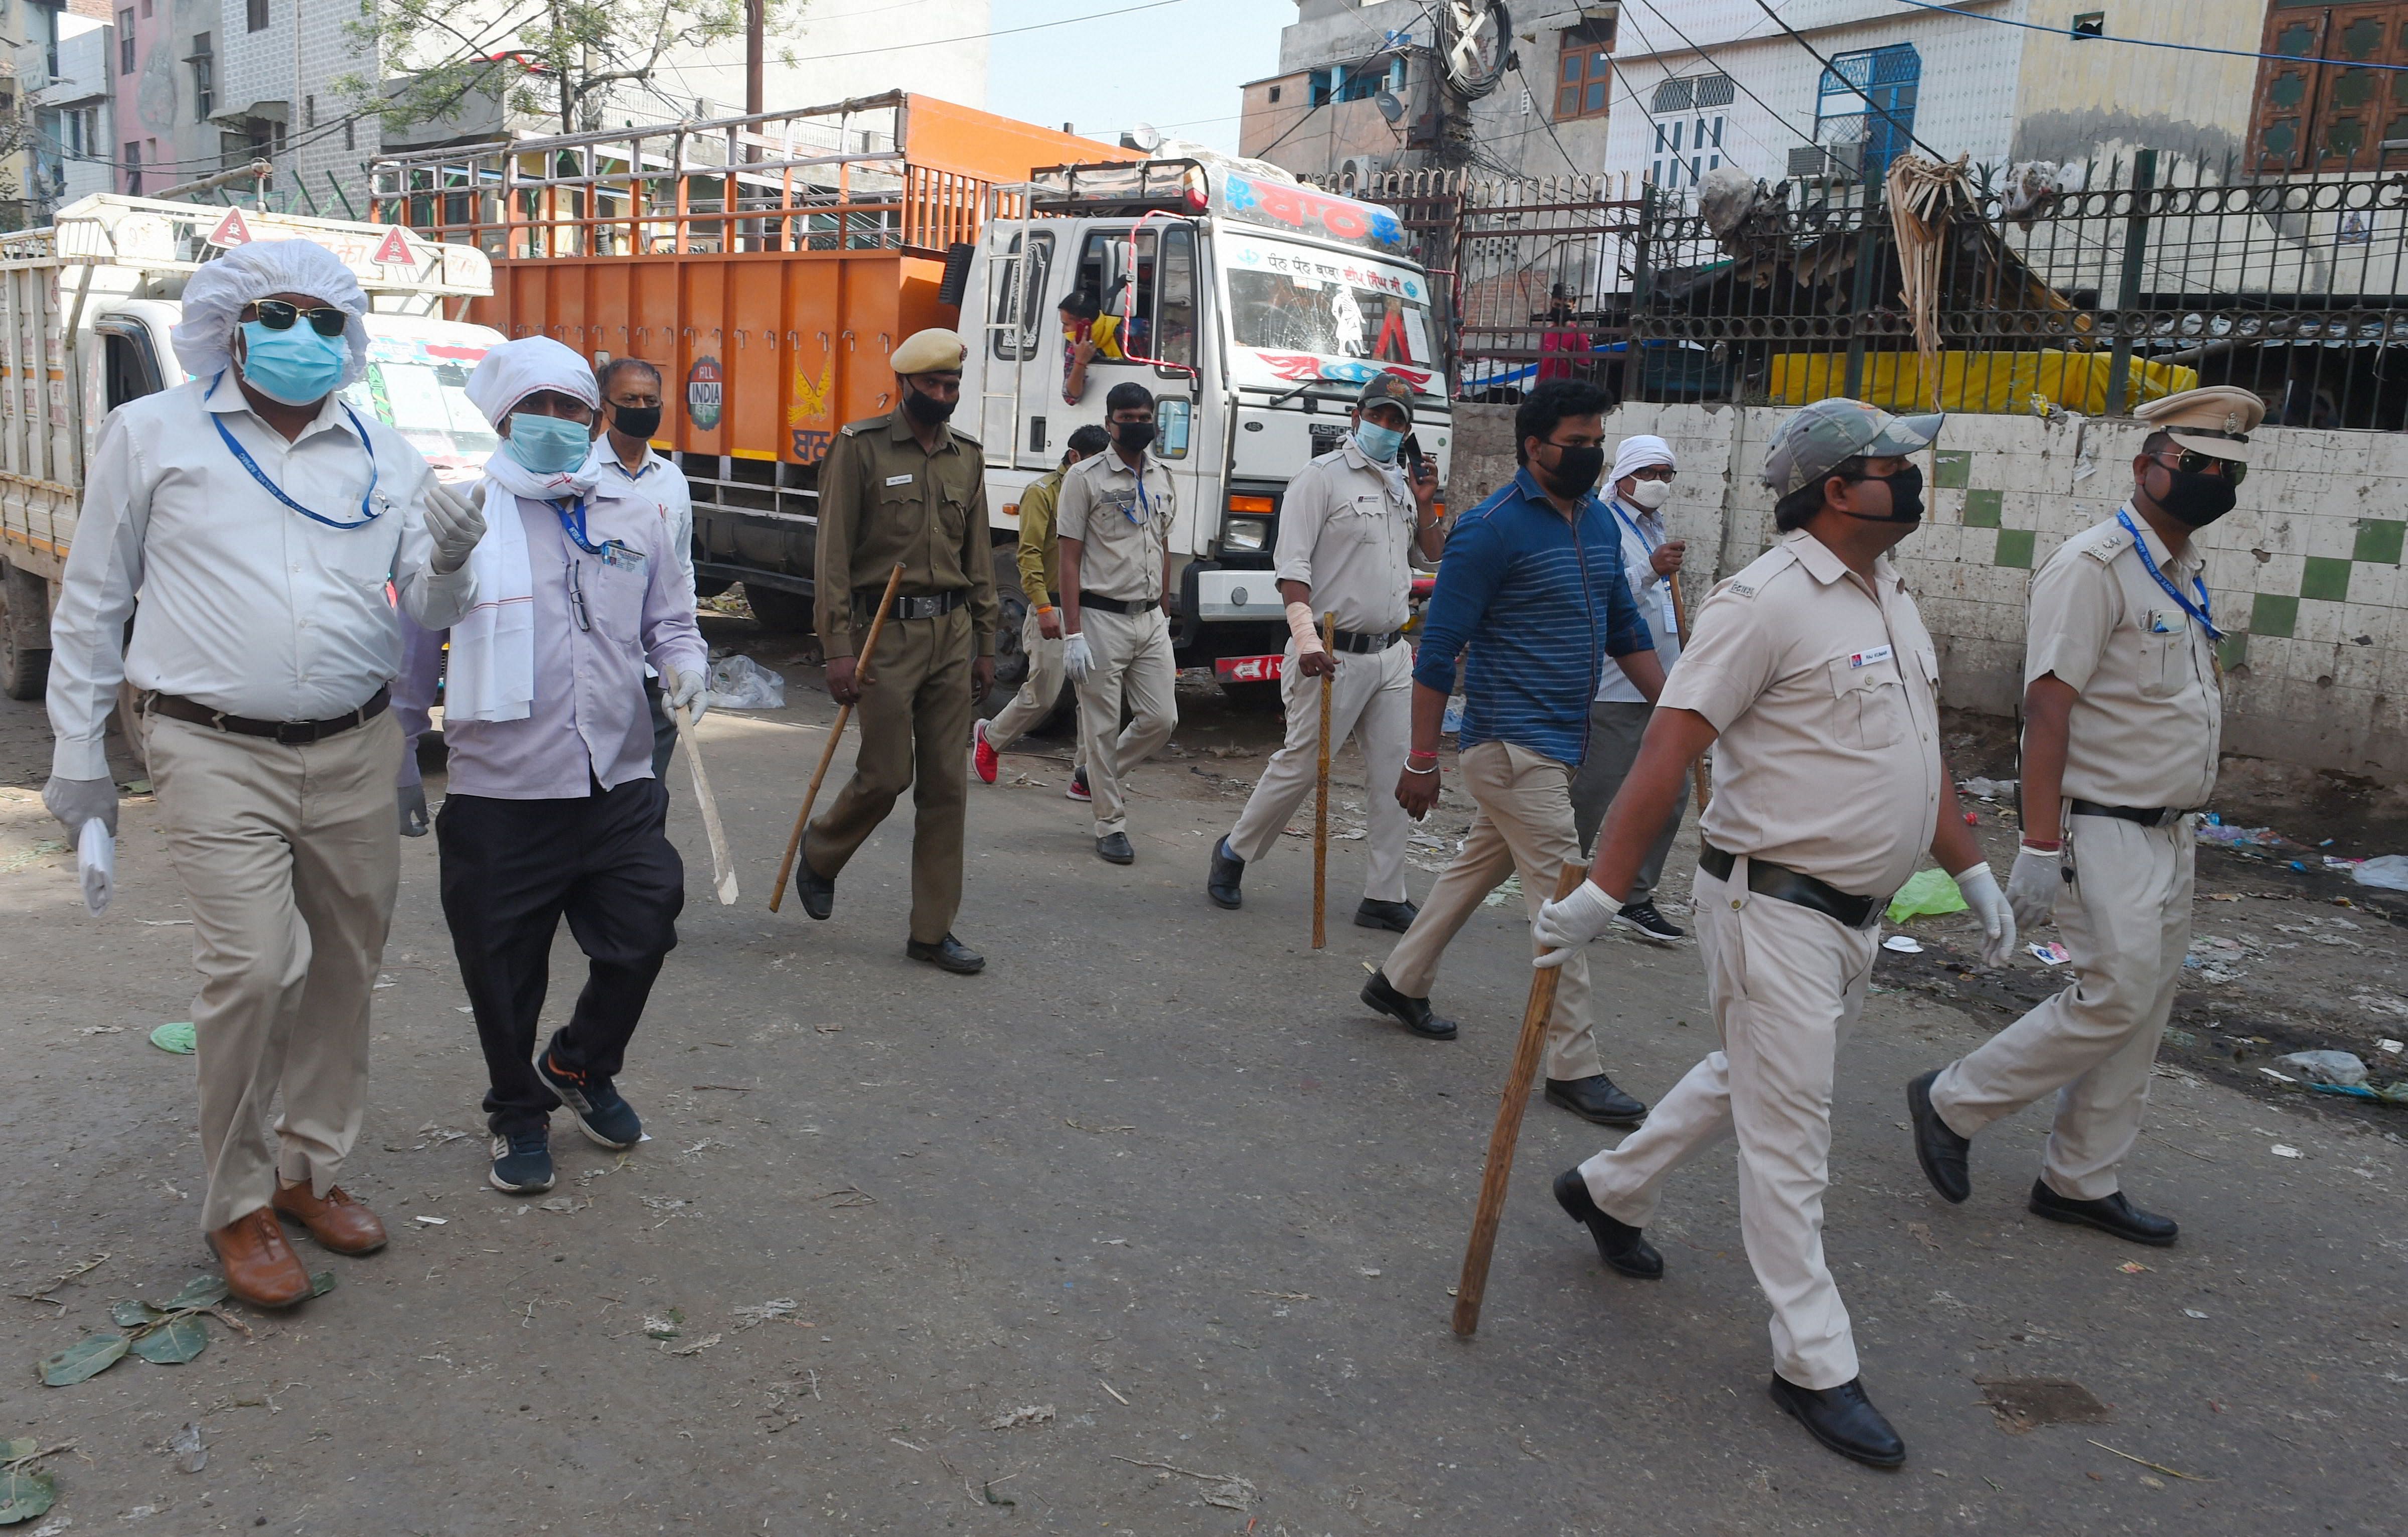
[1359,379,1668,1126]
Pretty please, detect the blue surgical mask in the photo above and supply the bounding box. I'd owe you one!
[236,320,349,405]
[504,410,593,475]
[1356,422,1404,463]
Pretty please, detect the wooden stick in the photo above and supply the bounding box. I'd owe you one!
[673,698,737,905]
[1453,860,1589,1337]
[1668,571,1708,815]
[769,562,906,912]
[1311,611,1334,951]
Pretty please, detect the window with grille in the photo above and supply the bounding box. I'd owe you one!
[117,10,134,73]
[1814,44,1919,182]
[2248,2,2408,172]
[1646,73,1729,189]
[189,34,214,119]
[1555,18,1615,121]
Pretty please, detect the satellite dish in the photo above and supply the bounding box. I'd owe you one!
[1375,89,1405,125]
[1122,122,1165,154]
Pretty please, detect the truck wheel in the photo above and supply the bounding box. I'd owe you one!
[0,564,51,703]
[744,583,814,633]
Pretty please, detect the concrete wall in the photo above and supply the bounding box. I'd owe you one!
[1446,400,2408,785]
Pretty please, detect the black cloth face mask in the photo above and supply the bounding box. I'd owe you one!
[610,402,663,440]
[2149,463,2238,527]
[1113,420,1156,451]
[903,384,958,424]
[1537,443,1605,498]
[1837,463,1925,524]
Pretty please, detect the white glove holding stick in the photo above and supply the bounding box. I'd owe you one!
[664,665,710,726]
[78,817,113,915]
[1950,861,2018,969]
[2006,844,2062,933]
[1533,879,1623,968]
[1062,632,1095,684]
[423,479,488,576]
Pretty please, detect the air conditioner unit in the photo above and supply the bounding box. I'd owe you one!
[1336,155,1382,191]
[1786,144,1863,183]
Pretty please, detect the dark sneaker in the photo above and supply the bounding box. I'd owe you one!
[489,1128,556,1194]
[1065,767,1091,803]
[1613,900,1686,942]
[971,718,999,784]
[537,1049,643,1151]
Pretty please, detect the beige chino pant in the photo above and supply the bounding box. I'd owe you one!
[1381,740,1603,1081]
[1930,814,2192,1200]
[1578,860,1876,1390]
[985,607,1067,754]
[1224,638,1413,903]
[143,709,402,1233]
[1070,605,1178,837]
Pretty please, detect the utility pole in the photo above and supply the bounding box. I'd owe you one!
[746,0,765,116]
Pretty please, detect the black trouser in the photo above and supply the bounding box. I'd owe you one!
[436,778,684,1136]
[644,676,678,782]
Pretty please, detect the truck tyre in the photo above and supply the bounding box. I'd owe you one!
[743,583,814,633]
[0,563,51,703]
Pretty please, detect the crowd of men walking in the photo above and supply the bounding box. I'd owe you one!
[37,232,2256,1473]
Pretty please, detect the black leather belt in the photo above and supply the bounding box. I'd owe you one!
[1330,626,1405,654]
[2068,799,2193,828]
[858,588,967,621]
[1700,843,1886,930]
[147,686,390,746]
[1079,592,1159,616]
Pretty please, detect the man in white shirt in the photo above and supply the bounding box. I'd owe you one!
[585,356,696,779]
[1567,434,1693,941]
[43,237,485,1308]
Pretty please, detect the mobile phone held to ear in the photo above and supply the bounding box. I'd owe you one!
[1402,433,1427,482]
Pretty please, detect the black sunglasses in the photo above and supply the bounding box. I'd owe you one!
[245,299,349,339]
[2146,449,2246,486]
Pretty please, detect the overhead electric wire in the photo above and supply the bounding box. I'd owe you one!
[1884,0,2408,72]
[1622,0,1817,145]
[1745,0,1948,162]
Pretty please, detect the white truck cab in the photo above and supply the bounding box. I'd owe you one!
[962,159,1451,691]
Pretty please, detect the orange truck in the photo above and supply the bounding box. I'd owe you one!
[370,91,1452,704]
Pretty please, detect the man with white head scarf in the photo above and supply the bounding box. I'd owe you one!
[1566,433,1695,941]
[42,236,484,1309]
[394,336,708,1198]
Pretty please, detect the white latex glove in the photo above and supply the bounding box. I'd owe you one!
[664,665,709,726]
[1062,631,1095,683]
[2006,845,2063,933]
[1950,862,2017,969]
[43,774,118,837]
[1533,879,1624,969]
[78,817,113,915]
[423,480,487,576]
[397,783,429,837]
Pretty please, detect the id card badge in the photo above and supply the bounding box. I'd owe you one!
[600,543,648,573]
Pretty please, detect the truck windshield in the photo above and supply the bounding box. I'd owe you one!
[1228,259,1434,367]
[344,349,497,473]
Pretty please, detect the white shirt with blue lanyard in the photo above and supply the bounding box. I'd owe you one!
[1593,495,1681,705]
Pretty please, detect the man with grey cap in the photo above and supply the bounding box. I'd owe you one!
[42,236,485,1307]
[1207,370,1443,927]
[794,328,998,974]
[1908,385,2263,1249]
[1532,398,2014,1468]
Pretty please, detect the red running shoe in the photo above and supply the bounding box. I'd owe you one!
[972,718,999,784]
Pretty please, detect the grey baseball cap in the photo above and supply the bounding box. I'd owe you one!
[1761,398,1943,498]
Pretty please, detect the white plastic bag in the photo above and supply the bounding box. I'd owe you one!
[78,817,113,915]
[2352,854,2408,892]
[706,653,788,711]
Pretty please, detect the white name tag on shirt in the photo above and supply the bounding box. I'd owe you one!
[600,543,647,571]
[1847,645,1894,668]
[884,473,916,487]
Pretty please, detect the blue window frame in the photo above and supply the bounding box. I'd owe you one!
[1815,44,1919,181]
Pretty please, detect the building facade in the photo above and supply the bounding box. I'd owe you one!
[6,0,116,226]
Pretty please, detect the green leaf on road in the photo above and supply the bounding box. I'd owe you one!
[149,1021,197,1054]
[111,1299,164,1329]
[0,1443,33,1464]
[0,1465,57,1525]
[128,1316,208,1365]
[310,1270,337,1298]
[161,1275,228,1311]
[37,1332,128,1386]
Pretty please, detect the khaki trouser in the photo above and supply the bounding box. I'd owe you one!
[1226,638,1413,902]
[1578,860,1876,1389]
[1930,814,2192,1200]
[1382,740,1603,1080]
[143,709,402,1233]
[1071,605,1178,837]
[985,606,1066,754]
[1568,699,1687,898]
[805,605,974,944]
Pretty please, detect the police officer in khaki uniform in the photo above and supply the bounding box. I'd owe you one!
[794,329,998,974]
[1533,399,2016,1469]
[1908,386,2263,1244]
[1208,372,1443,927]
[1058,381,1179,865]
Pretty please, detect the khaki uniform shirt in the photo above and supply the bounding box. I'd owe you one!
[1057,450,1176,603]
[1013,467,1067,609]
[1666,531,1943,898]
[2024,508,2220,809]
[814,411,999,660]
[1272,441,1423,634]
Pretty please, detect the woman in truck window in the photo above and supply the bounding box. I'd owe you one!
[1060,290,1125,403]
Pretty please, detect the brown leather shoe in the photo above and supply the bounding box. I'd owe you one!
[272,1182,388,1256]
[205,1208,313,1309]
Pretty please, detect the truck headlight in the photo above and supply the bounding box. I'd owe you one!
[1224,518,1269,552]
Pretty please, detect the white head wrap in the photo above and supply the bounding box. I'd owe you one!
[171,238,371,387]
[1610,434,1676,487]
[465,336,601,428]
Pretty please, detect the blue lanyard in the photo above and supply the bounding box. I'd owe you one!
[1607,498,1659,555]
[1127,465,1156,525]
[211,381,380,530]
[2115,509,2221,640]
[551,497,627,559]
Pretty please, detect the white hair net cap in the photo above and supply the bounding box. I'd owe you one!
[1610,434,1676,486]
[171,238,371,387]
[465,336,601,428]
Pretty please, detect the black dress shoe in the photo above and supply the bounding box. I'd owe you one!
[793,859,835,921]
[1353,897,1418,933]
[905,933,986,974]
[1544,1074,1648,1127]
[2027,1180,2178,1246]
[1207,837,1244,908]
[1359,970,1457,1040]
[1906,1068,1971,1204]
[1552,1167,1663,1280]
[1096,831,1135,865]
[1768,1375,1906,1469]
